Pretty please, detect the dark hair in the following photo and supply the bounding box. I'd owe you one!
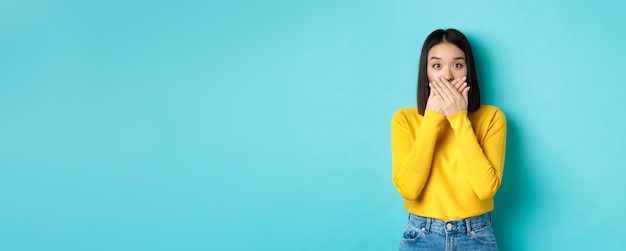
[417,29,481,115]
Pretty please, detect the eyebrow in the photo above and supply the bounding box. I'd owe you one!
[429,56,466,61]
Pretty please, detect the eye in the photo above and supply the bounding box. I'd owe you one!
[432,63,441,69]
[454,63,463,69]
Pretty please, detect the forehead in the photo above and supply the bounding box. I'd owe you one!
[428,42,465,59]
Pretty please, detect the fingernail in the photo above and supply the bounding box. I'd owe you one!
[463,76,467,81]
[463,82,467,86]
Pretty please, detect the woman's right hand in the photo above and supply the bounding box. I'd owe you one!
[425,84,444,114]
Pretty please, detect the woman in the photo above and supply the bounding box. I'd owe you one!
[391,29,506,250]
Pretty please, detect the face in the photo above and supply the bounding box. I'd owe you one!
[426,42,467,82]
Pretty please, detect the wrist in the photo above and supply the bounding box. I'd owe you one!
[446,110,468,119]
[425,108,445,117]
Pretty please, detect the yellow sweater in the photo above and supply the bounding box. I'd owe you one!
[391,106,506,220]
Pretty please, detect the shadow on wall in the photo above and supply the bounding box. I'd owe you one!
[492,116,536,251]
[466,33,536,250]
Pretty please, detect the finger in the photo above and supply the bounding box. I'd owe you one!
[440,77,464,97]
[435,78,457,102]
[462,86,470,101]
[429,83,440,98]
[439,78,459,93]
[431,80,447,102]
[453,76,467,91]
[432,89,445,105]
[428,83,435,98]
[437,79,454,103]
[458,82,468,93]
[456,77,467,93]
[441,77,465,94]
[430,83,443,97]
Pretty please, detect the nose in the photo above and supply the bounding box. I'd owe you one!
[443,67,454,81]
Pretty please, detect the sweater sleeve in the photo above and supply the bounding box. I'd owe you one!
[391,109,446,200]
[447,109,507,200]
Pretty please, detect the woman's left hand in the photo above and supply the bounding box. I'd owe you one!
[430,76,470,116]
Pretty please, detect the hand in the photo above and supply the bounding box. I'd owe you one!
[425,83,444,115]
[429,76,469,116]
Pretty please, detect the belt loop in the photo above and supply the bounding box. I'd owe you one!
[465,218,472,236]
[425,218,431,232]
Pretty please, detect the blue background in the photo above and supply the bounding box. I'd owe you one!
[1,0,625,250]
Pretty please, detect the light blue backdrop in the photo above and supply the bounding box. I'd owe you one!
[1,0,625,250]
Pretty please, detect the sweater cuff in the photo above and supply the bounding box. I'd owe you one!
[425,109,446,121]
[447,110,468,127]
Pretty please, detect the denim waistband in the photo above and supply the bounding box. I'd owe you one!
[408,212,492,235]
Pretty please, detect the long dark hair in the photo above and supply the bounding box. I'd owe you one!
[417,29,481,115]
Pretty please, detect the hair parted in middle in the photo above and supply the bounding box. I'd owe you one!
[417,29,481,115]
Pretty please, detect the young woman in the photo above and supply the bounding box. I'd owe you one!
[391,29,506,250]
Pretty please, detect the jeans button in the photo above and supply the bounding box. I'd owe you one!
[446,223,453,230]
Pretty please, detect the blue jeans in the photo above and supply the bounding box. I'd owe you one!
[399,212,499,251]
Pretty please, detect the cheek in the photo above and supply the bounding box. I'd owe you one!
[427,71,438,82]
[459,68,468,77]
